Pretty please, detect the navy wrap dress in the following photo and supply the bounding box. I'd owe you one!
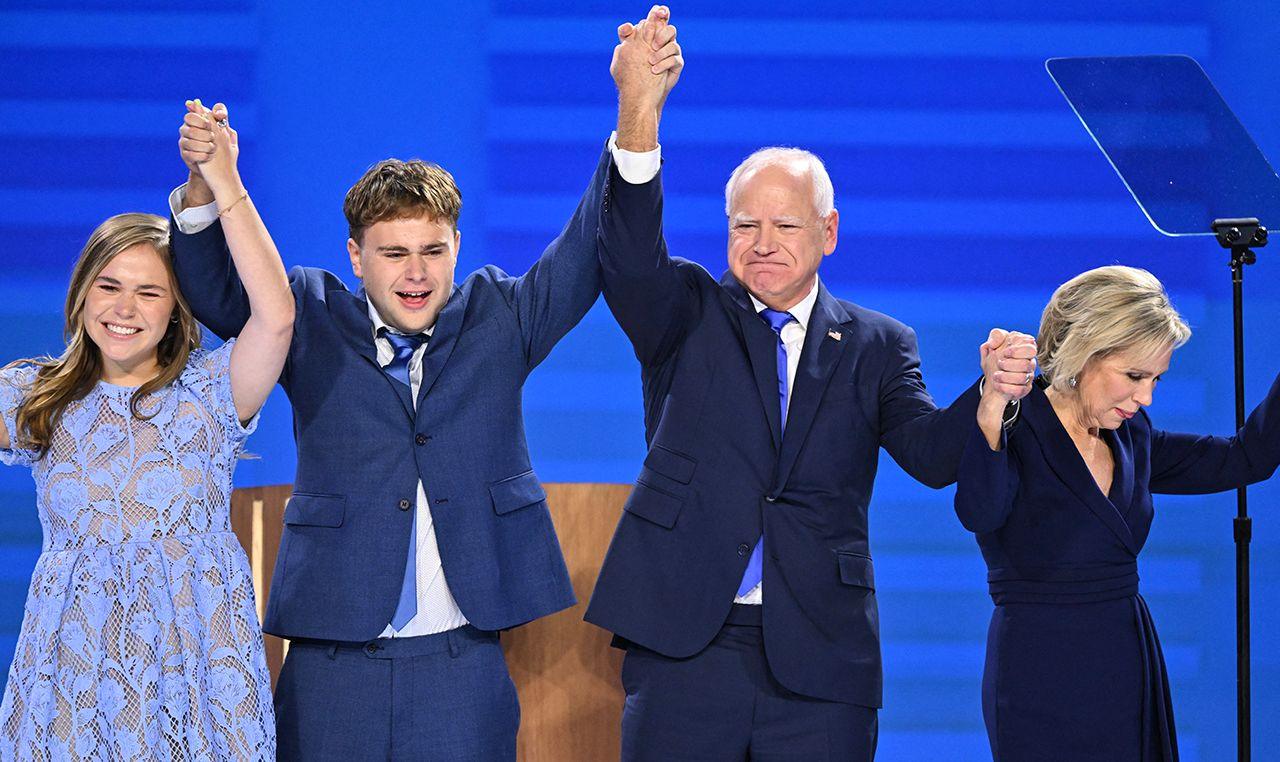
[955,375,1280,761]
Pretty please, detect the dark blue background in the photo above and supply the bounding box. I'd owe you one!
[1,2,1278,758]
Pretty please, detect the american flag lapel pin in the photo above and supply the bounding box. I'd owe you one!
[828,329,843,341]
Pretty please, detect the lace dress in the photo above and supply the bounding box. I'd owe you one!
[0,341,275,760]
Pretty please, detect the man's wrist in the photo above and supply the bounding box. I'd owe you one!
[615,100,659,152]
[978,392,1006,417]
[978,380,1021,430]
[184,172,215,208]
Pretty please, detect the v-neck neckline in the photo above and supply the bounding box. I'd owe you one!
[1022,383,1138,552]
[1043,387,1121,506]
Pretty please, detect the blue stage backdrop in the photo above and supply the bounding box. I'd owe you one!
[2,2,1279,758]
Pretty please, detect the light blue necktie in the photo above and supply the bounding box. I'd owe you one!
[736,308,795,598]
[382,330,427,629]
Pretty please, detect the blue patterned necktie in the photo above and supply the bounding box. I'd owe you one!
[736,308,796,598]
[380,330,427,629]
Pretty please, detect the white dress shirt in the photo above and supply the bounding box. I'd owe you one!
[366,306,470,638]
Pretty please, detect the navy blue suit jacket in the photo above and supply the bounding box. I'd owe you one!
[170,148,610,642]
[583,159,981,707]
[958,376,1280,553]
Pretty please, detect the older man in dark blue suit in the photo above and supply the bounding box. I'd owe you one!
[163,28,683,756]
[584,8,1036,760]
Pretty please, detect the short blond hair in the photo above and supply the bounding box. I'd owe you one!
[1037,265,1190,391]
[344,159,462,244]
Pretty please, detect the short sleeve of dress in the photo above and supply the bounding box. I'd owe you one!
[177,340,259,445]
[0,365,39,467]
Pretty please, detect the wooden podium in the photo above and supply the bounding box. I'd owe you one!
[230,483,631,761]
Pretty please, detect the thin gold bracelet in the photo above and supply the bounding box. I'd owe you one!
[217,192,250,218]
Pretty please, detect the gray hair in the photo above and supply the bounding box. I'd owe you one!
[1038,265,1191,392]
[724,147,835,218]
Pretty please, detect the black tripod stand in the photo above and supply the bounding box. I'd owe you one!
[1212,217,1268,761]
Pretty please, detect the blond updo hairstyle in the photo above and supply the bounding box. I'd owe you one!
[1037,265,1191,392]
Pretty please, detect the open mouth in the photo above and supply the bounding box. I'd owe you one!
[103,322,142,338]
[396,290,431,310]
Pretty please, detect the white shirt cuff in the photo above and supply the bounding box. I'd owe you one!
[607,131,661,185]
[169,183,220,234]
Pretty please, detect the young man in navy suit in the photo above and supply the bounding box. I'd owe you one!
[165,20,683,759]
[586,8,1036,760]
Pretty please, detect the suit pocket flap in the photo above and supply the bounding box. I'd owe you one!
[623,481,683,529]
[837,553,876,589]
[489,470,546,515]
[642,445,697,484]
[284,493,346,528]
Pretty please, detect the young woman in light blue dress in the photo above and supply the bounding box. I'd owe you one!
[0,101,292,759]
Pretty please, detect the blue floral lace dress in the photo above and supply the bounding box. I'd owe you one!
[0,341,275,760]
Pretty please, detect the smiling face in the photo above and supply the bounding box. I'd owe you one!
[348,215,459,333]
[727,163,838,311]
[1073,344,1174,430]
[82,243,179,384]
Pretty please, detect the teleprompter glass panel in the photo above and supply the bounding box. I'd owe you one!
[1047,55,1280,237]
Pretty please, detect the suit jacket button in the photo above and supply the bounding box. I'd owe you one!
[737,543,750,556]
[398,499,411,511]
[365,643,379,655]
[764,495,777,503]
[415,434,428,445]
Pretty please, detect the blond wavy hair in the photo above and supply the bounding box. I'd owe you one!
[7,213,201,456]
[1037,265,1191,392]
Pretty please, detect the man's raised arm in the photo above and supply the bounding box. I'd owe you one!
[168,99,255,341]
[599,5,692,367]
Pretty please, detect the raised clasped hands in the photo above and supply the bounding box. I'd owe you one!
[975,328,1036,449]
[981,328,1037,405]
[178,99,242,203]
[611,5,684,150]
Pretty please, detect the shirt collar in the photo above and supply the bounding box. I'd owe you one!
[747,276,820,330]
[367,299,434,340]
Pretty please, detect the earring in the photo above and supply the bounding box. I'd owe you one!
[1068,375,1078,389]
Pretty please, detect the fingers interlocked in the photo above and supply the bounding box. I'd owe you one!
[980,328,1038,403]
[178,99,221,168]
[618,5,682,76]
[996,333,1037,387]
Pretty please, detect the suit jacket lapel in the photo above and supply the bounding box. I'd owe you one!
[1021,387,1137,553]
[721,273,782,449]
[1105,426,1149,550]
[417,284,466,408]
[1107,427,1135,518]
[774,283,853,491]
[332,287,415,419]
